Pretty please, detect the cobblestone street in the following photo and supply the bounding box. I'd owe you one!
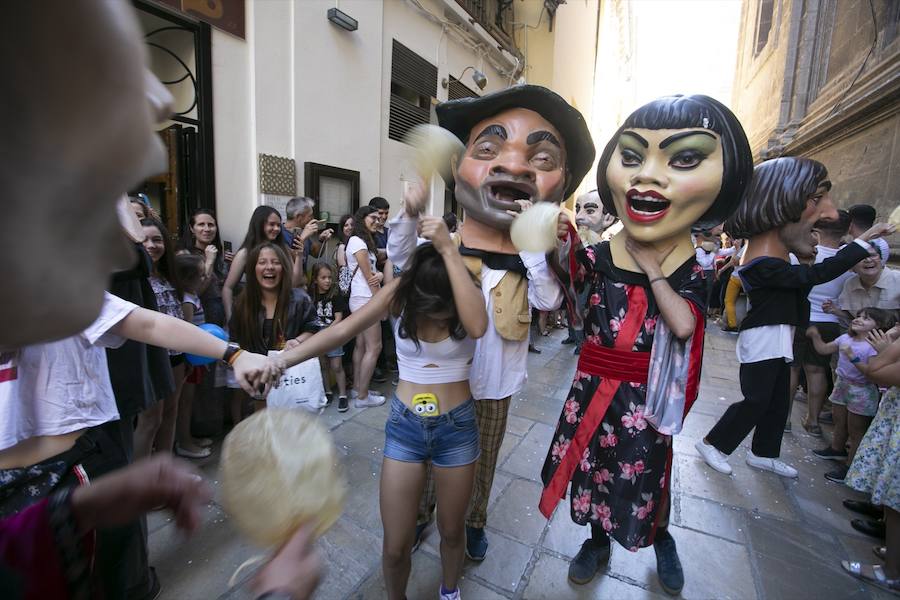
[150,327,893,599]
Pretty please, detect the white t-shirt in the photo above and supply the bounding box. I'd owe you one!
[807,245,853,323]
[0,293,137,451]
[346,235,377,299]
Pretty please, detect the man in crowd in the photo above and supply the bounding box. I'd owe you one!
[283,196,333,273]
[389,84,594,560]
[793,211,854,437]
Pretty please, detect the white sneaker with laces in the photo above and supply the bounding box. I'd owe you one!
[695,440,733,475]
[355,391,386,408]
[746,451,798,478]
[439,587,461,600]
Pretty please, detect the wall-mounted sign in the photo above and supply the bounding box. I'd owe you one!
[149,0,245,39]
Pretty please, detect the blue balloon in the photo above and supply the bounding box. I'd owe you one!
[185,323,229,366]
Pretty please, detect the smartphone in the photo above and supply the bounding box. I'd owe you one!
[316,219,327,230]
[223,241,233,253]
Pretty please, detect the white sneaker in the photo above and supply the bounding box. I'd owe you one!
[355,391,386,408]
[440,587,461,600]
[695,440,733,475]
[350,389,359,400]
[746,451,798,478]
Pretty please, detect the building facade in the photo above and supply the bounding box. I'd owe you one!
[135,0,599,247]
[731,0,900,239]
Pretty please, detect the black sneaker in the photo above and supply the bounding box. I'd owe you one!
[371,368,387,383]
[568,539,610,584]
[654,536,684,595]
[528,344,541,354]
[465,526,488,561]
[825,465,849,484]
[325,392,333,406]
[561,336,576,345]
[337,395,349,413]
[813,446,848,461]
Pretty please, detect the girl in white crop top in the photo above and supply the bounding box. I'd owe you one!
[279,216,488,600]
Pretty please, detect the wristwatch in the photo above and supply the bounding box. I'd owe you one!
[222,342,242,365]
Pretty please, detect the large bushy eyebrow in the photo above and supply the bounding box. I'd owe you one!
[527,130,561,147]
[474,124,508,141]
[620,130,648,148]
[659,130,717,149]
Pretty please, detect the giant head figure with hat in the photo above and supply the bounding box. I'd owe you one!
[436,84,595,255]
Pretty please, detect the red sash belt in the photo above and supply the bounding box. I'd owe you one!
[539,285,650,518]
[577,343,650,384]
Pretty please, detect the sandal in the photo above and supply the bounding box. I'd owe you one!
[874,546,887,560]
[801,415,823,437]
[841,561,900,593]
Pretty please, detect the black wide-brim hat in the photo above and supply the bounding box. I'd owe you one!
[436,84,595,198]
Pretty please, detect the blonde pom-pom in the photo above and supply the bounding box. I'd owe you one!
[510,202,561,253]
[220,409,345,547]
[889,205,900,228]
[406,124,465,182]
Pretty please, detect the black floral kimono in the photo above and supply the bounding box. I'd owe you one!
[539,241,706,551]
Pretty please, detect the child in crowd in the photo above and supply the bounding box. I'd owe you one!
[174,254,214,458]
[228,242,319,417]
[308,263,349,412]
[277,216,487,600]
[809,307,897,482]
[134,218,187,458]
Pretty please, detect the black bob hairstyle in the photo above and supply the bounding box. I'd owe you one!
[597,94,753,230]
[725,157,831,239]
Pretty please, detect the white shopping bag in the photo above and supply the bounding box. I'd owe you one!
[265,352,327,412]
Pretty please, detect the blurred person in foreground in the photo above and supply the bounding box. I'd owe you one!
[0,3,319,598]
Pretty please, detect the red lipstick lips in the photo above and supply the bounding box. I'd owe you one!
[625,188,671,223]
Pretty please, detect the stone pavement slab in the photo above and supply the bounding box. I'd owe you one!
[150,326,890,599]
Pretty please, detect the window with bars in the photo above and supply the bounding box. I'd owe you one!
[754,0,775,55]
[448,75,479,100]
[388,40,438,143]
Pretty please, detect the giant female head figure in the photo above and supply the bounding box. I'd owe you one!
[597,95,752,244]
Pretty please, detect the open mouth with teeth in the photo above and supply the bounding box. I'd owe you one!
[625,188,671,223]
[483,180,536,211]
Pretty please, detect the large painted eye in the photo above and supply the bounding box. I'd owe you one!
[425,403,436,413]
[414,404,426,414]
[620,148,642,167]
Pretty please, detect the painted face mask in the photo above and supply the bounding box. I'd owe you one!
[453,108,568,231]
[605,128,724,242]
[576,192,617,234]
[596,95,753,247]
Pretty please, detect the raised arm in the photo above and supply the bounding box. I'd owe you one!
[278,281,397,368]
[222,248,247,323]
[419,216,487,339]
[387,183,426,271]
[806,326,839,355]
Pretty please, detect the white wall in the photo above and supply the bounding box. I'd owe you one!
[379,0,509,216]
[293,0,384,211]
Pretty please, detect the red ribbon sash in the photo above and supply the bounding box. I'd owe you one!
[539,285,650,518]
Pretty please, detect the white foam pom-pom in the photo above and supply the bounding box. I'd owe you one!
[406,124,465,181]
[220,409,345,547]
[510,202,561,253]
[889,205,900,228]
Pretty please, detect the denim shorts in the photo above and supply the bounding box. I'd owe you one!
[383,396,480,468]
[325,347,344,358]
